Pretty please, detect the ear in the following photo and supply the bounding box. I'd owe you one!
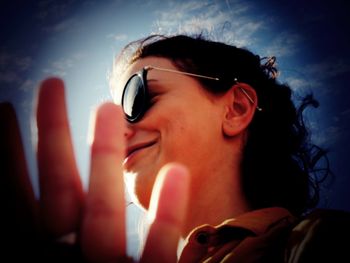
[222,83,258,137]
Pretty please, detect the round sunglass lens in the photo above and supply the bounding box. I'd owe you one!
[122,75,145,121]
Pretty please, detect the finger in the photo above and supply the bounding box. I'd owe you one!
[37,78,83,237]
[140,164,190,263]
[81,103,126,262]
[0,102,38,238]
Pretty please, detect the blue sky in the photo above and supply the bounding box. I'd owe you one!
[1,0,350,257]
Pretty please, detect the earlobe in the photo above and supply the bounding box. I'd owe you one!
[222,83,258,137]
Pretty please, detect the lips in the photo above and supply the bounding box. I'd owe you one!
[125,140,157,159]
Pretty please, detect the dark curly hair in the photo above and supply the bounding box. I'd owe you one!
[111,34,330,216]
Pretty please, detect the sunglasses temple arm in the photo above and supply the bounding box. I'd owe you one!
[145,65,262,111]
[145,66,219,80]
[239,87,263,111]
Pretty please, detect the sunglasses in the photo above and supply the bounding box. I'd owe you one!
[121,65,262,123]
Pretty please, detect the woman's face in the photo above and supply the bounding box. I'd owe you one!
[118,57,226,209]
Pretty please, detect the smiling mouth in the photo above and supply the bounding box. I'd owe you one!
[125,141,157,159]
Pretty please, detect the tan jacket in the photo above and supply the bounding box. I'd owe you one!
[178,207,296,263]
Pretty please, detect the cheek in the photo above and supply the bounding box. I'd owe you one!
[160,109,213,164]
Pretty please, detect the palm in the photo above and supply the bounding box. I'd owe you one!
[0,78,189,262]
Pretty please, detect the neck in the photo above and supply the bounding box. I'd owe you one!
[181,154,251,238]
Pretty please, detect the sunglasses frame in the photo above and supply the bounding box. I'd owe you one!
[121,65,262,123]
[121,68,149,122]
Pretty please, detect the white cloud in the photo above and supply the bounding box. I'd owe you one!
[264,32,301,57]
[310,105,349,147]
[42,18,77,33]
[152,0,263,47]
[36,0,75,20]
[313,125,343,146]
[19,79,35,92]
[43,59,71,76]
[225,0,251,15]
[0,51,32,72]
[35,0,79,33]
[305,59,350,79]
[16,57,32,71]
[230,21,264,47]
[284,77,309,91]
[0,71,21,84]
[165,0,210,16]
[0,52,10,66]
[0,51,33,85]
[107,33,128,41]
[281,74,323,93]
[20,97,36,114]
[285,58,350,94]
[42,52,85,77]
[341,108,350,117]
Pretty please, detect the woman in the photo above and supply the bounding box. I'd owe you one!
[1,34,328,262]
[110,34,328,262]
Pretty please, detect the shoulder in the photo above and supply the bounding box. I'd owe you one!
[285,208,350,262]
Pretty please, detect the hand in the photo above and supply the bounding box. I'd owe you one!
[0,78,189,262]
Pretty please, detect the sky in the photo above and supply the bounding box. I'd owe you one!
[1,0,350,258]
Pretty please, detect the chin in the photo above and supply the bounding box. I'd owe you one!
[124,170,153,211]
[135,194,151,211]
